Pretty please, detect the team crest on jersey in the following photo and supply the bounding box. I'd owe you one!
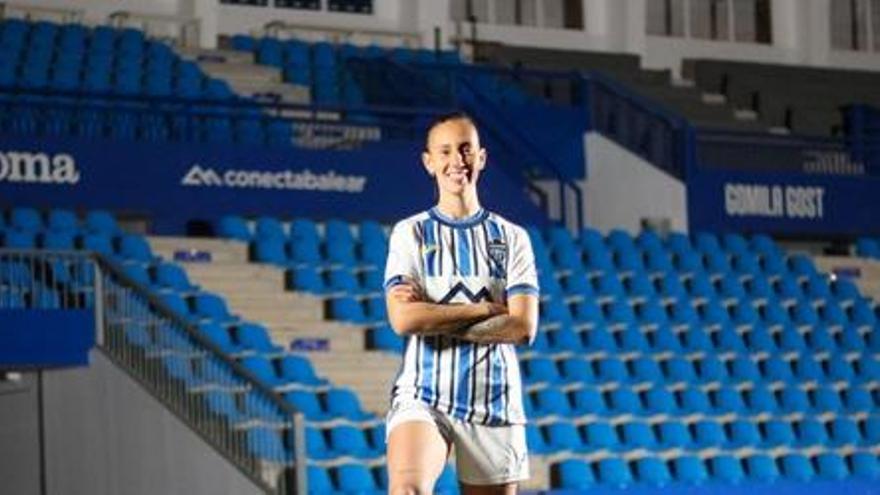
[488,239,508,276]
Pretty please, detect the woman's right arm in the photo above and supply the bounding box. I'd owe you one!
[386,280,505,336]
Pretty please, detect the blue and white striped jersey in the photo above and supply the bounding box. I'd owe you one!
[384,207,539,426]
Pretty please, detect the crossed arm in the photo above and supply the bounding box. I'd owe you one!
[386,279,539,345]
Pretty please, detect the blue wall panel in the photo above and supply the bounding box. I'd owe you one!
[0,309,95,368]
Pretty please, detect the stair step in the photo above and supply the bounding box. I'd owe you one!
[229,80,311,103]
[148,236,249,263]
[199,61,283,84]
[701,92,727,105]
[178,47,256,65]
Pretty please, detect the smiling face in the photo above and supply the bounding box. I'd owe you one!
[422,117,487,199]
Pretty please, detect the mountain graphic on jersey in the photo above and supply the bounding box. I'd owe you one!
[439,281,493,304]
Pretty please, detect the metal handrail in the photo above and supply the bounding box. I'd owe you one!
[94,253,308,494]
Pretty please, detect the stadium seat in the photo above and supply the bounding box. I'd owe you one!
[553,459,594,490]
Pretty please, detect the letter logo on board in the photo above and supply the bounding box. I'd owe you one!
[0,150,80,185]
[181,164,222,187]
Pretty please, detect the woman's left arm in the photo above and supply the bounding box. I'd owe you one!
[452,293,538,344]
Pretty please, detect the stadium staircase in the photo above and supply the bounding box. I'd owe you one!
[177,46,310,104]
[814,256,880,303]
[147,235,399,415]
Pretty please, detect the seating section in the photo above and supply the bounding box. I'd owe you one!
[216,215,400,351]
[220,0,372,14]
[8,206,460,492]
[0,19,293,145]
[214,215,880,487]
[11,204,880,490]
[228,34,461,106]
[0,207,109,308]
[483,45,765,132]
[686,59,880,136]
[856,237,880,261]
[523,226,880,487]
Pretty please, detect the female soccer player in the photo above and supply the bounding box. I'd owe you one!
[383,112,540,495]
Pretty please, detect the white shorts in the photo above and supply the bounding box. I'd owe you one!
[385,399,530,486]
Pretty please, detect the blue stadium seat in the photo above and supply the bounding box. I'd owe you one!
[84,210,119,234]
[693,420,727,448]
[236,323,283,353]
[595,458,633,487]
[545,421,586,452]
[745,454,779,483]
[727,420,761,448]
[334,464,379,492]
[811,386,842,413]
[828,418,861,446]
[42,231,76,250]
[9,207,42,231]
[643,387,677,414]
[843,387,874,413]
[283,390,331,421]
[763,420,796,446]
[553,459,594,490]
[849,452,880,480]
[240,356,286,388]
[216,215,252,241]
[153,262,198,292]
[369,324,403,353]
[533,388,573,417]
[199,322,245,354]
[745,386,778,413]
[795,419,828,447]
[329,426,380,459]
[279,355,328,386]
[191,292,238,323]
[526,424,552,455]
[246,427,290,463]
[3,230,36,249]
[582,422,619,450]
[117,234,156,263]
[435,464,458,494]
[329,296,369,323]
[635,457,672,487]
[657,421,692,449]
[780,453,814,482]
[325,387,373,421]
[621,421,656,449]
[815,453,849,480]
[709,455,745,484]
[569,387,607,416]
[255,216,286,241]
[523,357,561,384]
[673,456,708,485]
[307,466,334,494]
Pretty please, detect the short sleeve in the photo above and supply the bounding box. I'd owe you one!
[506,226,539,298]
[384,221,420,291]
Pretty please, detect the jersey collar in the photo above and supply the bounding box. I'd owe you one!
[428,207,489,228]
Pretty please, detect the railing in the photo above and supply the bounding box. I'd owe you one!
[96,255,308,494]
[696,128,879,176]
[583,70,696,180]
[0,249,95,310]
[108,11,201,48]
[0,86,443,149]
[262,20,420,47]
[0,2,84,23]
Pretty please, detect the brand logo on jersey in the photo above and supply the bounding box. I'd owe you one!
[487,239,508,276]
[439,282,492,304]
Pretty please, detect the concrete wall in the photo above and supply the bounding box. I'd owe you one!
[0,351,267,495]
[584,132,688,234]
[8,0,880,73]
[0,374,42,495]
